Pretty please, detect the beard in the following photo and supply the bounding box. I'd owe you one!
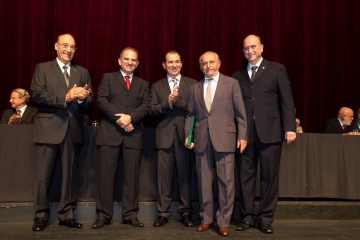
[343,120,352,126]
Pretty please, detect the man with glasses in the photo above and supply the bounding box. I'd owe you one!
[1,88,37,124]
[323,107,354,134]
[31,33,93,231]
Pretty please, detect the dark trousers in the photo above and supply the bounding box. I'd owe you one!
[34,129,81,222]
[156,130,193,218]
[96,143,141,222]
[238,121,282,226]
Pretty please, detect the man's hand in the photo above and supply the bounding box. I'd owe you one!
[168,91,179,107]
[123,123,134,132]
[237,139,247,153]
[8,114,21,124]
[65,84,91,102]
[115,113,132,127]
[285,131,296,144]
[77,84,91,100]
[184,137,194,149]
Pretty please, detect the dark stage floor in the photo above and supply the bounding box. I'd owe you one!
[1,220,360,240]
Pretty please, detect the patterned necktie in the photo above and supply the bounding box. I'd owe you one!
[125,76,131,89]
[63,65,70,87]
[251,66,258,81]
[205,78,213,111]
[173,78,179,92]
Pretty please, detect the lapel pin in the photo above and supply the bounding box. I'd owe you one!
[262,67,265,69]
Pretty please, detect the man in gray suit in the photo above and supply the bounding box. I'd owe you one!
[185,51,247,237]
[1,88,37,124]
[31,34,93,231]
[150,50,196,227]
[232,35,296,234]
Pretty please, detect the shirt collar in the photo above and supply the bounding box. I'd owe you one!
[56,58,71,69]
[167,74,181,83]
[205,72,220,82]
[120,70,134,79]
[248,57,263,70]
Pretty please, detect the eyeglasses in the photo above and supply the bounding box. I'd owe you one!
[57,43,77,50]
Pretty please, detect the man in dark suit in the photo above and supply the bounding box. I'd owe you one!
[1,88,37,124]
[31,34,93,231]
[232,35,296,234]
[185,51,247,237]
[323,107,354,134]
[92,47,149,229]
[150,50,196,227]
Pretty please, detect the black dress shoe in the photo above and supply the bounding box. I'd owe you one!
[92,219,109,229]
[122,218,144,227]
[260,224,273,234]
[153,216,168,227]
[32,218,47,231]
[59,218,83,228]
[181,215,194,227]
[236,220,250,231]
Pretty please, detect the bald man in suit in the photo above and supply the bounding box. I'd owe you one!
[185,51,247,237]
[31,33,92,231]
[92,47,149,229]
[232,35,296,234]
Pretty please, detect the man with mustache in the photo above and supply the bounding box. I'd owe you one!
[323,107,354,134]
[150,50,196,227]
[92,47,150,229]
[185,51,247,237]
[31,33,93,231]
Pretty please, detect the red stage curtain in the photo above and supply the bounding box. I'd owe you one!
[0,0,359,132]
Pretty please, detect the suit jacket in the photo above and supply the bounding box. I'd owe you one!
[149,76,197,149]
[185,73,247,153]
[0,105,38,124]
[31,59,93,144]
[350,120,360,132]
[232,59,296,143]
[96,72,150,149]
[323,118,351,134]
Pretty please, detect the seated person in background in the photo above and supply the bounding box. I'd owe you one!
[296,118,303,133]
[0,88,38,124]
[323,107,353,134]
[349,108,360,133]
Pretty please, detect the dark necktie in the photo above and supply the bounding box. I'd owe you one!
[251,66,258,81]
[63,66,70,87]
[343,125,347,130]
[16,110,21,116]
[125,76,131,89]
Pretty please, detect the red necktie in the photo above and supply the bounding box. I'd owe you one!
[343,125,347,130]
[125,76,131,89]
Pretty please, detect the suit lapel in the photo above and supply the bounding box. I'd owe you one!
[69,63,77,88]
[129,76,140,92]
[50,59,68,91]
[161,77,171,95]
[197,79,207,112]
[115,72,128,91]
[210,74,225,112]
[240,67,251,84]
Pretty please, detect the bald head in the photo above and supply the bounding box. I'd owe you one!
[243,35,263,65]
[338,107,354,126]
